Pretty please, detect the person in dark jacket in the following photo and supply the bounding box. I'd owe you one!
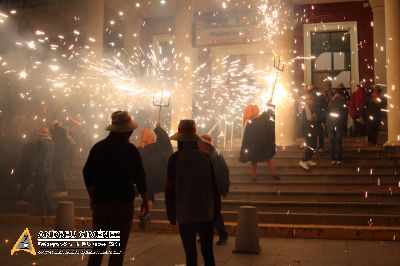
[165,119,221,266]
[326,89,348,165]
[83,111,148,266]
[199,134,230,245]
[32,127,54,216]
[239,103,278,181]
[299,94,318,170]
[308,85,328,152]
[50,120,68,196]
[137,122,173,228]
[16,134,36,205]
[365,85,383,145]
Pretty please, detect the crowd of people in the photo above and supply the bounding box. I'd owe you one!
[298,82,385,169]
[83,111,230,266]
[9,118,83,214]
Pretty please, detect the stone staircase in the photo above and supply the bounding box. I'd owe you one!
[1,137,400,240]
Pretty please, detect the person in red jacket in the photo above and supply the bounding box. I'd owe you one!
[348,84,366,137]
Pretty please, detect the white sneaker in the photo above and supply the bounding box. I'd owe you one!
[299,161,310,170]
[306,161,317,166]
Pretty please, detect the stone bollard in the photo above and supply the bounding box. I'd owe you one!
[55,201,75,231]
[233,206,261,254]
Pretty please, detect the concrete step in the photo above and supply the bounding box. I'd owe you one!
[1,214,399,241]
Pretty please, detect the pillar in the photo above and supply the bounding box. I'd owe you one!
[87,0,104,58]
[124,16,143,52]
[124,15,143,76]
[273,0,297,147]
[384,0,400,146]
[369,0,386,85]
[171,0,194,134]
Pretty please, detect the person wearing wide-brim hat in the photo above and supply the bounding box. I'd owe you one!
[83,110,148,265]
[165,119,221,266]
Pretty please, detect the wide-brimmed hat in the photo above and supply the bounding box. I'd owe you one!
[170,119,200,142]
[106,111,138,132]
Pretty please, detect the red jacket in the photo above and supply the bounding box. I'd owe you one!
[349,86,365,119]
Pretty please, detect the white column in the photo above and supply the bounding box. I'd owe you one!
[171,0,194,133]
[274,0,297,147]
[124,15,143,77]
[384,0,400,146]
[87,0,104,58]
[369,0,386,85]
[124,16,143,52]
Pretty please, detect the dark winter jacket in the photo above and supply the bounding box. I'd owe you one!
[326,94,348,131]
[199,141,230,197]
[35,138,54,176]
[365,94,383,125]
[18,140,36,176]
[165,142,221,224]
[239,109,276,163]
[138,126,173,196]
[300,106,318,138]
[51,125,68,153]
[83,133,147,204]
[310,90,328,122]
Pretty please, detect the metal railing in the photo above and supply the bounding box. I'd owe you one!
[207,118,242,151]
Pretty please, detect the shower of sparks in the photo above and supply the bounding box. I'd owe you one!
[257,0,293,44]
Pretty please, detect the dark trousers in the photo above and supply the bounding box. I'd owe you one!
[179,220,215,266]
[88,202,134,266]
[53,155,66,192]
[317,121,325,149]
[353,120,366,137]
[302,134,317,162]
[367,121,380,144]
[18,169,32,201]
[214,213,227,239]
[328,128,344,161]
[34,174,50,214]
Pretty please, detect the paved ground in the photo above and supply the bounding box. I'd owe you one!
[0,224,399,266]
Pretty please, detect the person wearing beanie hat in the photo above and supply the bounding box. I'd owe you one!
[32,126,54,216]
[50,120,69,197]
[83,111,148,265]
[326,89,348,165]
[198,134,230,245]
[165,119,221,266]
[365,85,384,145]
[137,122,173,229]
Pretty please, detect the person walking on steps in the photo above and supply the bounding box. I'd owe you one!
[326,88,348,165]
[199,134,230,245]
[239,103,279,181]
[299,93,318,170]
[32,127,54,216]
